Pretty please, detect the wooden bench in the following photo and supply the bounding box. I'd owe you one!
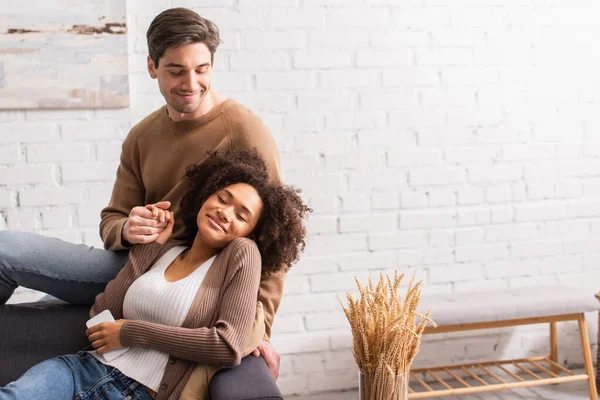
[596,292,600,394]
[410,286,599,399]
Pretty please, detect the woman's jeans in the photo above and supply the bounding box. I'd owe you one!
[0,231,283,399]
[0,231,128,305]
[0,351,154,400]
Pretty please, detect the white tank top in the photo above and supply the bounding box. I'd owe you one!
[91,246,215,391]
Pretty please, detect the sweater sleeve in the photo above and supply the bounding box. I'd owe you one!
[119,240,262,366]
[227,108,282,184]
[259,268,286,340]
[90,242,163,319]
[226,107,285,339]
[100,130,146,251]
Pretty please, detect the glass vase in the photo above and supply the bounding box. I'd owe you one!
[359,369,409,400]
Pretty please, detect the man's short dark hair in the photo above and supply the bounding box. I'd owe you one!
[146,8,221,67]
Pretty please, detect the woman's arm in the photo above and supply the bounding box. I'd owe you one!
[119,239,262,366]
[90,242,163,319]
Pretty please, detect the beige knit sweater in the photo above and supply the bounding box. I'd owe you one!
[90,237,261,400]
[99,99,284,338]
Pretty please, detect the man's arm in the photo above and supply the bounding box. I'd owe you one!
[258,269,287,339]
[228,108,285,339]
[227,105,287,336]
[100,134,146,251]
[254,269,286,381]
[228,108,282,184]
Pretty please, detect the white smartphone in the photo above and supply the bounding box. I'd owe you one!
[86,309,129,362]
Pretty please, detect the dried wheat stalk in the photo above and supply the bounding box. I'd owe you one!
[342,271,436,399]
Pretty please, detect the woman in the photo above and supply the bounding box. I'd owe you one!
[0,150,310,400]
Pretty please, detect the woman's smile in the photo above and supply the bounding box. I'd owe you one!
[207,215,226,232]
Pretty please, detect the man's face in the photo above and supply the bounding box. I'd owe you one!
[147,42,214,119]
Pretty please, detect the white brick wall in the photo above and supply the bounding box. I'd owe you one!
[2,0,600,397]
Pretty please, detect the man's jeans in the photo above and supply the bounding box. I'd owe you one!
[0,231,128,305]
[0,351,154,400]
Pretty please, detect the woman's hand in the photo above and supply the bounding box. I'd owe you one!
[86,319,126,355]
[140,203,174,245]
[145,202,172,224]
[153,210,174,245]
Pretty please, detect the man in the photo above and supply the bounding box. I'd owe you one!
[0,7,284,393]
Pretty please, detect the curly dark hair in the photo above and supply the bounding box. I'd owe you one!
[179,150,311,274]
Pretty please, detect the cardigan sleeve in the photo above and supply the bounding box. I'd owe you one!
[90,242,163,319]
[119,239,262,366]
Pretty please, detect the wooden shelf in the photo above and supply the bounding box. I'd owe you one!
[408,356,589,398]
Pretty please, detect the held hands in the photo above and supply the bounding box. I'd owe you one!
[251,339,281,381]
[86,319,126,355]
[154,208,174,245]
[122,201,173,245]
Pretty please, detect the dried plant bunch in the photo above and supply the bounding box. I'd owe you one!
[342,271,436,379]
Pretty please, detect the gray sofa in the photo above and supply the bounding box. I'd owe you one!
[0,301,283,399]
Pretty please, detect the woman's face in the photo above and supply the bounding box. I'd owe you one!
[196,183,264,249]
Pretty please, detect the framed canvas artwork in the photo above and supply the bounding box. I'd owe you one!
[0,0,128,108]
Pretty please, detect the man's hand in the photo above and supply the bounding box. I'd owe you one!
[122,201,171,244]
[251,339,281,381]
[86,319,126,355]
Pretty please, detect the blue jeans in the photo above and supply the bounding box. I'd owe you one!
[0,351,154,400]
[0,231,128,305]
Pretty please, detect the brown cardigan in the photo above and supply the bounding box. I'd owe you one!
[90,237,261,400]
[99,100,284,338]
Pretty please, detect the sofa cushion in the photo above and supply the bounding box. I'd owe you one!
[0,300,90,384]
